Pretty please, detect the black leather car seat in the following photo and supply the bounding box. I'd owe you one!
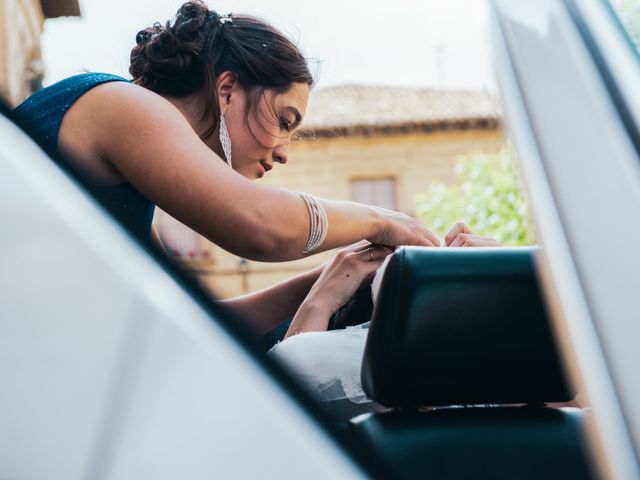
[351,247,594,479]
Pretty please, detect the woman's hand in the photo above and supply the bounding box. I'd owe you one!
[369,207,441,248]
[285,241,393,338]
[444,222,500,247]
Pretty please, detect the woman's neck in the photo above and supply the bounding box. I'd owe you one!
[164,94,204,132]
[163,94,223,155]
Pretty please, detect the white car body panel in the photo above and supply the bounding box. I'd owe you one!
[0,113,364,479]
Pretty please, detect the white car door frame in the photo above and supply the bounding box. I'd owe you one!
[491,0,640,478]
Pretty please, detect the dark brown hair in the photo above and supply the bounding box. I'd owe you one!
[130,1,314,138]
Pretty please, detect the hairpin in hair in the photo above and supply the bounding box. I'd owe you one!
[207,11,233,27]
[219,13,233,24]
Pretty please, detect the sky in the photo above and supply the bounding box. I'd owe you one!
[41,0,494,91]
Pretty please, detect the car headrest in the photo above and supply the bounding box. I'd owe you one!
[361,246,571,407]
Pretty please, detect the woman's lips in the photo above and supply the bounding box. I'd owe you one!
[259,160,273,173]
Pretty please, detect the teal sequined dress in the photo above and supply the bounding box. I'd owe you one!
[15,72,155,238]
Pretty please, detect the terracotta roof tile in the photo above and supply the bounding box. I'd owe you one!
[300,84,501,136]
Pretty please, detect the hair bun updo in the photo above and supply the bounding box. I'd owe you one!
[128,0,314,140]
[129,1,219,95]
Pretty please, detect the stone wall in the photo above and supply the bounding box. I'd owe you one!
[0,0,44,106]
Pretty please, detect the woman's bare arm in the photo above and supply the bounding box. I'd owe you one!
[221,263,324,335]
[64,82,439,261]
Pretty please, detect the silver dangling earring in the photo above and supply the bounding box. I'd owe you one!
[219,110,233,167]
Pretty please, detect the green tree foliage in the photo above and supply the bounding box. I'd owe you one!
[414,145,536,246]
[619,0,640,48]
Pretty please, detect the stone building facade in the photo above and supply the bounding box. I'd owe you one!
[156,84,505,299]
[0,0,79,106]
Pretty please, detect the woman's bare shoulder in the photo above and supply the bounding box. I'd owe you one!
[70,80,190,133]
[59,80,203,181]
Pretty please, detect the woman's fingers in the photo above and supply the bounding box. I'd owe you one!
[342,241,395,256]
[473,237,500,247]
[357,246,393,281]
[396,216,440,247]
[350,239,372,249]
[449,233,468,247]
[449,233,500,247]
[404,218,440,246]
[418,227,441,247]
[348,240,373,253]
[445,222,500,247]
[371,208,440,247]
[365,218,501,249]
[445,222,471,246]
[361,245,394,262]
[336,246,392,282]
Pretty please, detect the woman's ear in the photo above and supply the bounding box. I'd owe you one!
[216,71,237,109]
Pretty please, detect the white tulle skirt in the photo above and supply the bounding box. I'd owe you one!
[268,258,392,420]
[268,323,371,404]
